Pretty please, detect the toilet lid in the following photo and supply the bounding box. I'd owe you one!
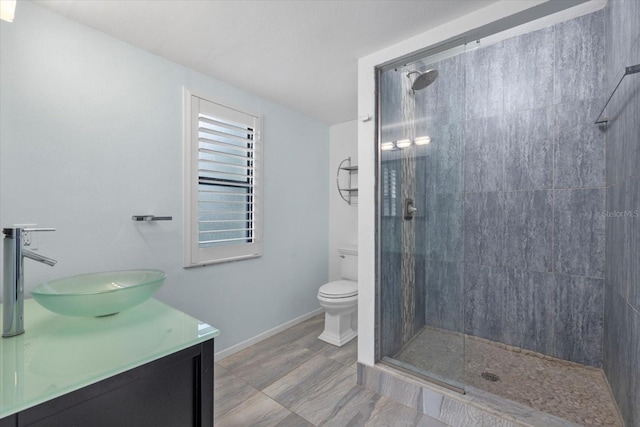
[319,280,358,298]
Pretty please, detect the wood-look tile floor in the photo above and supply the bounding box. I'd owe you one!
[215,314,447,426]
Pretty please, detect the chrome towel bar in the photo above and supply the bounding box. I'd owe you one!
[132,215,173,222]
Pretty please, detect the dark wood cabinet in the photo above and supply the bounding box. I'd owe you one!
[1,339,213,427]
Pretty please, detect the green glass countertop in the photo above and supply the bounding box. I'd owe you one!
[0,298,219,418]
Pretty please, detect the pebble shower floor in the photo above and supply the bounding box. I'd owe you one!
[395,326,623,426]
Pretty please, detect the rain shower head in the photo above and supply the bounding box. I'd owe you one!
[407,69,439,91]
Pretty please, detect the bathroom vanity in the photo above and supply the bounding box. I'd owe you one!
[0,299,219,426]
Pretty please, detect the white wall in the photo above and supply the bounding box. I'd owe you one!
[328,120,358,281]
[356,0,606,366]
[0,1,329,353]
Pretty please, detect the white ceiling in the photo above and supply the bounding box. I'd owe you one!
[31,0,503,125]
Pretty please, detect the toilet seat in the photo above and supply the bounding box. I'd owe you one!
[319,280,358,299]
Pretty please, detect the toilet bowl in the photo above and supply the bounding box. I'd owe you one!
[317,247,358,347]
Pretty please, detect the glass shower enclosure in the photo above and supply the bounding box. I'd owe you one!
[375,8,623,425]
[377,42,467,392]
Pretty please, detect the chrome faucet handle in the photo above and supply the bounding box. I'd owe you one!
[19,228,55,248]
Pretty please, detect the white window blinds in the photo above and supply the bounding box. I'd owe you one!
[185,92,262,266]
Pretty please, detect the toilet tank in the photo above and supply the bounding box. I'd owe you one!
[338,247,358,281]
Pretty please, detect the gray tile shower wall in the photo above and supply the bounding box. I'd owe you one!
[604,38,640,187]
[465,42,504,120]
[554,99,606,189]
[553,188,605,278]
[503,27,555,113]
[506,269,555,355]
[504,107,554,191]
[603,0,640,425]
[503,190,553,273]
[463,116,505,193]
[380,70,404,143]
[463,263,507,343]
[433,123,463,195]
[432,193,463,263]
[554,12,605,104]
[629,174,640,310]
[380,247,403,357]
[415,55,465,129]
[463,192,505,267]
[458,11,606,366]
[379,9,610,370]
[425,261,463,333]
[552,274,604,367]
[604,286,640,427]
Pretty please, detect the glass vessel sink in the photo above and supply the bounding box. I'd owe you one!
[31,270,167,317]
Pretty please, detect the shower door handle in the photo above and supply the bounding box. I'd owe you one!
[404,198,418,220]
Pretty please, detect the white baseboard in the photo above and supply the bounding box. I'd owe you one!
[214,307,324,361]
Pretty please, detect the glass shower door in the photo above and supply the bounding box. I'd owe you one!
[377,44,466,391]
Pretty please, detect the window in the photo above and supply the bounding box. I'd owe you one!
[381,162,398,217]
[184,90,262,266]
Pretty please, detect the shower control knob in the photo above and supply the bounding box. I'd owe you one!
[404,198,418,220]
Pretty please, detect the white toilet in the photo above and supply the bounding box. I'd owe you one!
[317,247,358,347]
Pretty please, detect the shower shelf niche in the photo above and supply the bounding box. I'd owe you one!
[337,157,358,205]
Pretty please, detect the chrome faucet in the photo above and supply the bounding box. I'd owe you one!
[2,227,56,338]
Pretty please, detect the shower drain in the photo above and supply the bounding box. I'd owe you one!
[481,371,500,382]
